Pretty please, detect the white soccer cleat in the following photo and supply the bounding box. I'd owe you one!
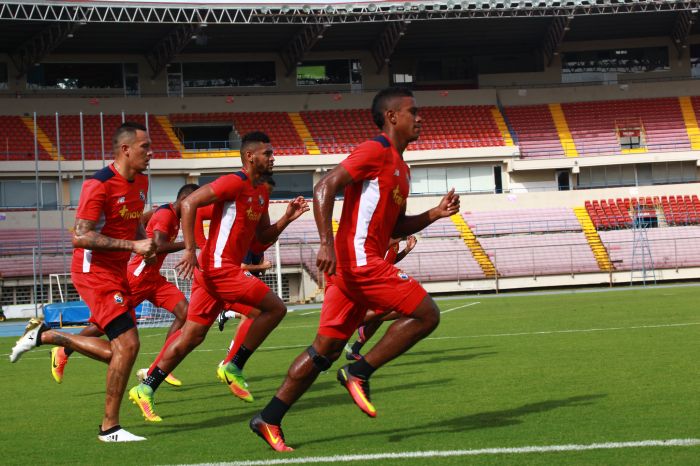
[135,368,149,383]
[98,426,146,442]
[10,318,44,363]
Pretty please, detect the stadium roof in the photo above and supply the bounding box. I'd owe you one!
[1,1,697,77]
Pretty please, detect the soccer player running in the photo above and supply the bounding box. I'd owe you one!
[10,122,157,442]
[51,183,200,388]
[345,235,417,361]
[128,132,309,422]
[250,87,460,452]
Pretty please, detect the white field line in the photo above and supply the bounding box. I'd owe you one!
[426,321,700,342]
[441,302,480,314]
[301,311,320,316]
[169,438,700,466]
[5,321,699,361]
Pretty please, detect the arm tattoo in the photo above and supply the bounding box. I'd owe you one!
[73,218,133,252]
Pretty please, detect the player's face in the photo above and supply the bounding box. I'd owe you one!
[392,96,422,142]
[126,130,152,173]
[250,142,275,176]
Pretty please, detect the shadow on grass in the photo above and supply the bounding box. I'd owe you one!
[294,394,607,447]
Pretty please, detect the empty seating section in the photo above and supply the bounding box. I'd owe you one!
[300,106,504,154]
[170,112,304,155]
[562,98,690,155]
[479,232,600,276]
[600,226,700,270]
[278,219,319,244]
[0,116,48,160]
[397,238,485,281]
[585,195,700,230]
[35,114,177,160]
[421,217,461,238]
[503,105,564,158]
[0,228,71,255]
[300,109,375,154]
[464,208,580,236]
[404,106,505,150]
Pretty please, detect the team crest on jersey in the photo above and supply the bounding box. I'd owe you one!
[243,271,253,278]
[398,271,409,280]
[114,292,125,305]
[139,190,146,202]
[117,196,125,204]
[258,195,265,206]
[394,169,400,177]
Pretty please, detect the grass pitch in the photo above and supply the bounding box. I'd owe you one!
[1,285,699,465]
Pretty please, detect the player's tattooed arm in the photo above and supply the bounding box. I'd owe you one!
[72,218,156,258]
[392,189,460,237]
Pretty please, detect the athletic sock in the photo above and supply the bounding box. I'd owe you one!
[143,366,168,391]
[149,329,182,373]
[260,396,290,425]
[223,317,254,365]
[348,357,375,380]
[224,311,237,319]
[231,344,253,371]
[350,340,364,354]
[64,347,75,357]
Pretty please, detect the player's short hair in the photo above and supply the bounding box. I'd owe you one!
[240,131,271,157]
[176,183,199,200]
[112,121,147,151]
[371,87,414,129]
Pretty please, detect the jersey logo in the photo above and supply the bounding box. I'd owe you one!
[113,292,125,304]
[139,190,146,202]
[258,195,265,206]
[246,206,262,222]
[117,196,125,204]
[243,271,253,278]
[392,185,405,206]
[398,271,409,280]
[247,197,253,204]
[394,169,400,177]
[119,205,143,220]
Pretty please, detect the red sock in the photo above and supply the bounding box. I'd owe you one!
[149,329,182,374]
[223,318,254,365]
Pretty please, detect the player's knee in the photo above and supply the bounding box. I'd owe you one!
[306,345,333,371]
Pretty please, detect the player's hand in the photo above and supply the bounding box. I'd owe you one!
[260,259,273,270]
[434,188,460,219]
[175,248,199,280]
[317,243,337,276]
[405,235,417,252]
[133,238,156,257]
[286,196,310,223]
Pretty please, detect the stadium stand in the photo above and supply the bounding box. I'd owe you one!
[600,226,700,270]
[0,116,50,160]
[502,105,564,158]
[584,195,700,230]
[561,97,691,155]
[395,237,486,281]
[464,207,581,236]
[170,112,305,155]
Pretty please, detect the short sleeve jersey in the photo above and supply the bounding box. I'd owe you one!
[199,171,270,271]
[71,164,148,275]
[127,203,179,278]
[384,242,400,264]
[194,204,214,250]
[336,134,410,269]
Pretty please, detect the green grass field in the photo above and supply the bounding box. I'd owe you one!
[2,285,700,465]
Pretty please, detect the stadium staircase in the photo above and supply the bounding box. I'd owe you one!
[548,104,578,158]
[289,113,320,155]
[21,116,59,160]
[574,207,613,272]
[332,219,339,235]
[155,116,184,153]
[678,97,700,150]
[491,108,514,146]
[449,213,497,278]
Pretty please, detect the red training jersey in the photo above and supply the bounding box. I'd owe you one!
[384,242,400,264]
[127,203,179,278]
[72,164,148,275]
[199,171,269,271]
[335,134,410,269]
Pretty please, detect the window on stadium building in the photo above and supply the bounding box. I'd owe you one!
[0,63,7,90]
[26,63,130,90]
[577,162,696,189]
[562,47,669,83]
[690,45,700,78]
[182,62,276,88]
[296,59,362,86]
[410,165,494,194]
[0,179,58,209]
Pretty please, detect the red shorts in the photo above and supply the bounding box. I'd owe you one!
[71,270,136,331]
[128,273,185,312]
[188,266,270,326]
[318,260,427,340]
